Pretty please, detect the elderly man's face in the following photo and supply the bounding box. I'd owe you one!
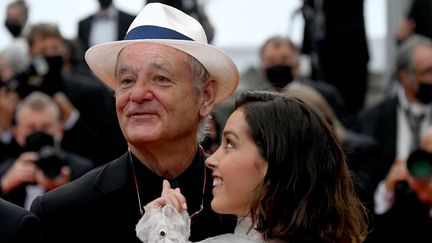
[114,43,203,146]
[413,45,432,85]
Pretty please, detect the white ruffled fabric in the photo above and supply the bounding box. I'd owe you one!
[136,205,282,243]
[136,205,190,242]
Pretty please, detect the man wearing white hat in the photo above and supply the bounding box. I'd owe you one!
[30,3,239,243]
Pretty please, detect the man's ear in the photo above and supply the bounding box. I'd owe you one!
[400,69,418,91]
[199,79,217,117]
[400,69,411,87]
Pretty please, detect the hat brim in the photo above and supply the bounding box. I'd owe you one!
[85,39,239,103]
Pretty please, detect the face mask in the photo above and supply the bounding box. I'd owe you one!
[98,0,113,8]
[42,55,64,95]
[265,64,293,89]
[4,20,23,37]
[25,131,54,152]
[416,83,432,104]
[44,55,64,74]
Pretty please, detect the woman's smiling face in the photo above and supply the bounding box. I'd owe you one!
[205,108,268,217]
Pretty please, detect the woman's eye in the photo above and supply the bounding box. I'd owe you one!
[224,138,234,149]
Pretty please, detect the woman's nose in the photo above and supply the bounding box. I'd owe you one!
[205,152,219,170]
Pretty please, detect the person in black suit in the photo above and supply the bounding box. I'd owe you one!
[354,35,432,186]
[397,0,432,43]
[0,197,41,243]
[30,3,239,243]
[0,92,94,209]
[77,0,135,51]
[218,35,349,129]
[302,0,369,117]
[365,127,432,243]
[23,23,127,166]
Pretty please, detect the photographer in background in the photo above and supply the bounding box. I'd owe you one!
[367,126,432,242]
[0,92,93,209]
[18,23,127,166]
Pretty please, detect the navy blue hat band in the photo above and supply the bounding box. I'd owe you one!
[125,25,193,41]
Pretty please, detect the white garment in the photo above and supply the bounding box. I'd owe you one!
[374,85,432,215]
[24,184,45,210]
[396,85,431,160]
[89,6,118,47]
[136,205,284,243]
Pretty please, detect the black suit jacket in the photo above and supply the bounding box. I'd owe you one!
[0,198,41,243]
[407,0,432,40]
[302,0,369,115]
[354,95,398,183]
[365,182,432,243]
[31,152,235,243]
[78,9,135,51]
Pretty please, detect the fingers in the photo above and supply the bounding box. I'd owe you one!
[144,180,188,212]
[1,154,38,193]
[35,166,71,191]
[163,189,187,211]
[161,180,187,211]
[161,179,171,195]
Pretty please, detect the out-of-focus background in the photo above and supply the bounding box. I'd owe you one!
[0,0,410,106]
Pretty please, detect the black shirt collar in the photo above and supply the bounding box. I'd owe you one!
[129,147,206,215]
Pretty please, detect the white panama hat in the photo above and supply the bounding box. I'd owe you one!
[85,3,239,103]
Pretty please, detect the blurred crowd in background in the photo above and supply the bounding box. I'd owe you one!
[1,0,432,242]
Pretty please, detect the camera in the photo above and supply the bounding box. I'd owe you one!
[25,131,66,178]
[1,55,64,98]
[407,149,432,179]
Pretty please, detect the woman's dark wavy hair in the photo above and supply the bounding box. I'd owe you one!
[235,91,368,243]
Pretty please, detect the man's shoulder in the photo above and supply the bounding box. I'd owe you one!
[0,198,34,221]
[0,198,40,241]
[358,95,398,119]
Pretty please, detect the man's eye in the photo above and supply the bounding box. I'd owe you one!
[117,78,134,89]
[121,78,134,85]
[153,75,170,85]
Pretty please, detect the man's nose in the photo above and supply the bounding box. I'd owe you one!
[130,80,154,103]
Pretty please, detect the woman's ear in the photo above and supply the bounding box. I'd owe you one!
[199,79,217,117]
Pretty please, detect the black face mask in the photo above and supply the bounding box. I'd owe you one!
[44,55,64,75]
[416,82,432,104]
[25,131,54,152]
[265,64,294,90]
[4,20,23,37]
[98,0,113,8]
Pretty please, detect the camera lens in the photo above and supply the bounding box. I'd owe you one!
[36,146,65,178]
[407,149,432,179]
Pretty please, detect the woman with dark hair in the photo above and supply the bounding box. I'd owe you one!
[136,90,369,243]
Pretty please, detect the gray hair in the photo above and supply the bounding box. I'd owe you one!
[187,55,212,143]
[396,34,432,73]
[0,40,30,74]
[15,91,60,122]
